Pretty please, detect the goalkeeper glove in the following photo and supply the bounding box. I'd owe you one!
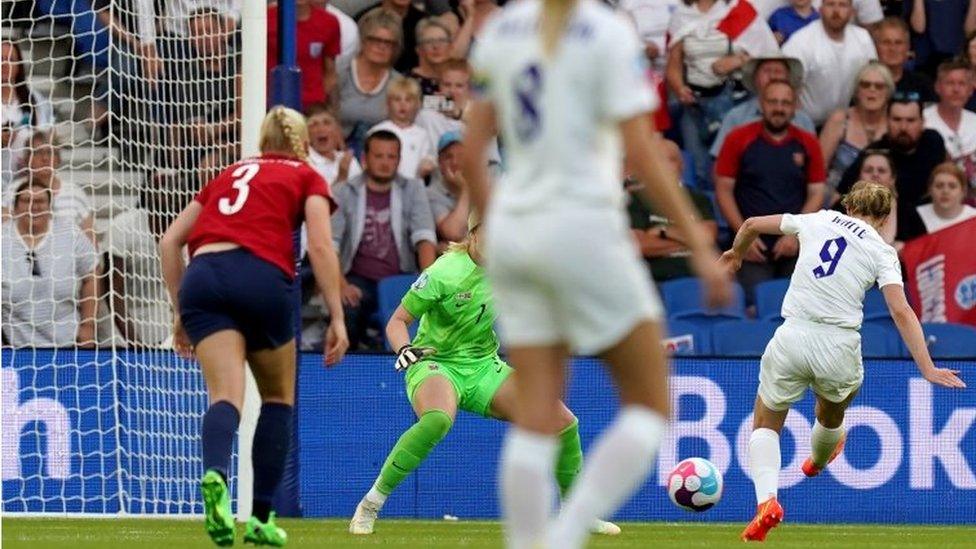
[395,344,436,372]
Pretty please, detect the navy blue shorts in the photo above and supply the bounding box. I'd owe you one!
[178,248,296,352]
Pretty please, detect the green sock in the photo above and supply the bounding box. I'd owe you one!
[555,417,582,497]
[375,409,453,496]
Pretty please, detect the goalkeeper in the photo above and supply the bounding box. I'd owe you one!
[349,221,619,536]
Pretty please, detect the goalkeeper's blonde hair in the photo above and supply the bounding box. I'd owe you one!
[260,106,309,161]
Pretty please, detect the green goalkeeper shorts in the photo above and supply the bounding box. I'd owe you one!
[405,355,513,418]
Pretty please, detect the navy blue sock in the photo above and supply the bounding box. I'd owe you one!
[252,402,293,522]
[201,401,240,481]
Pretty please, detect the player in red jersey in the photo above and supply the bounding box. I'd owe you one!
[160,106,348,547]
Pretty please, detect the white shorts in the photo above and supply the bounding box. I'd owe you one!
[485,206,663,355]
[757,318,864,411]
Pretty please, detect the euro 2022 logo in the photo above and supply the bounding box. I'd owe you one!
[955,274,976,311]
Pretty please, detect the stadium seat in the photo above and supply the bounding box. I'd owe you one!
[376,274,420,346]
[863,287,891,321]
[660,277,745,324]
[710,320,780,357]
[915,323,976,359]
[860,322,900,358]
[665,320,711,355]
[754,278,790,322]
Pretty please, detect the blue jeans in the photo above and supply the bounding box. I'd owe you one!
[679,85,737,190]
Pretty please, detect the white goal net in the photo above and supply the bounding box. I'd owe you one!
[1,0,251,515]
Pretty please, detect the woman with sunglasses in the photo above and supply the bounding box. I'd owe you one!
[820,61,895,203]
[336,8,403,154]
[2,179,98,348]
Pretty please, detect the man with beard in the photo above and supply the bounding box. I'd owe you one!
[331,130,438,348]
[782,0,877,126]
[838,94,947,243]
[715,80,826,305]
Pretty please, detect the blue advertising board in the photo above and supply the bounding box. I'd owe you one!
[3,350,974,523]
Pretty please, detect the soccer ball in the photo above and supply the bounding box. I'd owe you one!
[667,457,723,512]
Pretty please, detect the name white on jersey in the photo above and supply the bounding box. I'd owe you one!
[469,0,658,214]
[780,210,903,329]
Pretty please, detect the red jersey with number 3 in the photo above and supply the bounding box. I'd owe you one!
[188,153,335,278]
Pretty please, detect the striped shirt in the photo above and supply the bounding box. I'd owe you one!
[2,219,98,347]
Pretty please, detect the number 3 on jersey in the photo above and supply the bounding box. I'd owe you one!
[515,64,543,142]
[218,163,260,215]
[813,237,847,278]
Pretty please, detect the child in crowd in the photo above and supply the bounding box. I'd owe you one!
[305,103,362,189]
[769,0,819,45]
[368,77,436,181]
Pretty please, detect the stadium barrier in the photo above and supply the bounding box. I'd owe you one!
[3,351,974,523]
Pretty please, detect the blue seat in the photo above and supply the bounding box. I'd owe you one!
[860,322,899,358]
[863,287,890,321]
[710,320,779,356]
[916,323,976,359]
[661,277,745,323]
[665,320,710,355]
[376,274,420,347]
[755,279,790,322]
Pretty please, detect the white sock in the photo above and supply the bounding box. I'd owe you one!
[549,406,666,549]
[749,428,781,504]
[500,427,558,549]
[365,484,387,508]
[810,420,844,467]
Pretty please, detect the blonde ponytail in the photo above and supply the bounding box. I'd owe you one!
[540,0,578,57]
[259,106,309,161]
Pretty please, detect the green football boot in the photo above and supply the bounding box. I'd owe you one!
[200,469,235,546]
[243,512,288,547]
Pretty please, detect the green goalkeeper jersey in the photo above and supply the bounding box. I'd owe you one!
[401,249,498,362]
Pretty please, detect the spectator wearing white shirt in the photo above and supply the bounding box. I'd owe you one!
[923,59,976,191]
[106,188,175,346]
[3,131,95,242]
[782,0,877,126]
[2,181,98,348]
[368,77,436,181]
[619,0,678,74]
[306,103,363,189]
[916,162,976,232]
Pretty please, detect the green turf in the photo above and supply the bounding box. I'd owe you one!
[3,518,974,548]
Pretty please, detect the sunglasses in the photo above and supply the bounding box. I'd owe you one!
[365,35,398,49]
[420,37,450,47]
[858,80,887,91]
[26,249,40,277]
[891,90,921,102]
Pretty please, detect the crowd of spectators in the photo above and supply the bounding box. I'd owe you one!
[4,0,976,348]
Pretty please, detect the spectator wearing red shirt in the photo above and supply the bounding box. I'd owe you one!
[268,0,341,110]
[715,79,826,304]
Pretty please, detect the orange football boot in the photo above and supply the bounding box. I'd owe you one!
[802,433,847,477]
[741,497,784,542]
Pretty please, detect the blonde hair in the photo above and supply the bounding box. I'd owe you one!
[851,61,895,103]
[842,180,894,220]
[259,106,309,161]
[387,76,422,103]
[541,0,578,57]
[359,8,403,58]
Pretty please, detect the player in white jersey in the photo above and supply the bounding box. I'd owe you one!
[722,182,966,542]
[461,1,732,548]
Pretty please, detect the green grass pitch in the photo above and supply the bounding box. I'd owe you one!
[3,519,975,548]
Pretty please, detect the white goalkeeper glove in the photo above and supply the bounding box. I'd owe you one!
[395,344,436,372]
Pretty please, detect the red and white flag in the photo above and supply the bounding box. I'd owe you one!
[716,0,779,57]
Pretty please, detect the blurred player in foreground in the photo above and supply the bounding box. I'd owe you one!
[722,181,966,542]
[160,106,349,547]
[461,0,732,547]
[348,220,619,536]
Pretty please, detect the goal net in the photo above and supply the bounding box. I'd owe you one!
[1,0,249,515]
